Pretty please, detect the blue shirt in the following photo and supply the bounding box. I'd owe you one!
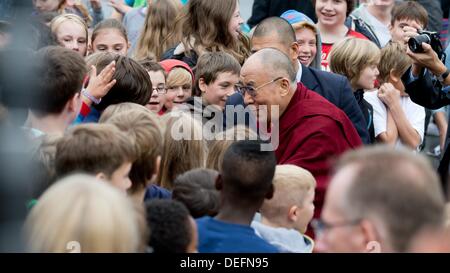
[196,216,279,253]
[144,184,172,200]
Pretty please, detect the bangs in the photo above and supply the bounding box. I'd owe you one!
[167,67,193,87]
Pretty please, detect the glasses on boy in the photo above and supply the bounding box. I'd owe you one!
[152,84,167,94]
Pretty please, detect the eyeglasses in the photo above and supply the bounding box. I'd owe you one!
[152,84,166,95]
[235,77,283,97]
[311,218,361,236]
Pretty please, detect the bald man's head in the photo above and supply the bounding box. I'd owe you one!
[251,17,299,70]
[244,48,296,83]
[253,17,296,46]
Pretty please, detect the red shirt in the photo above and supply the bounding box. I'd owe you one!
[321,29,369,72]
[275,83,362,219]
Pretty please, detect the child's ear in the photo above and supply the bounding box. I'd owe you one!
[265,184,274,200]
[215,174,223,191]
[95,172,107,181]
[288,205,299,223]
[67,93,80,113]
[198,78,207,93]
[389,69,400,83]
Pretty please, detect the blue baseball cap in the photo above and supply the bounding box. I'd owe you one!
[280,10,314,25]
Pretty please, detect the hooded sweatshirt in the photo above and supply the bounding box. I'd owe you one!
[281,10,323,70]
[251,221,314,253]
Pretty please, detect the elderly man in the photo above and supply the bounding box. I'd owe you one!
[239,48,362,218]
[315,146,446,252]
[251,17,370,144]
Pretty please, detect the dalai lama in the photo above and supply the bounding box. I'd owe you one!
[238,48,362,218]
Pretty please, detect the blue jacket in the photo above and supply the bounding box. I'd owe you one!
[301,65,370,144]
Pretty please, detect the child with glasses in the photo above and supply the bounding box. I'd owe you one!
[139,59,167,114]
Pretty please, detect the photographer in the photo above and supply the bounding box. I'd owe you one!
[402,32,450,194]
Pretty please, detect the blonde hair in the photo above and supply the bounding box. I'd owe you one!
[24,174,145,252]
[101,109,163,194]
[292,22,317,35]
[50,13,88,41]
[157,112,206,189]
[134,0,182,61]
[377,41,412,85]
[99,102,154,123]
[260,165,316,222]
[206,125,258,171]
[329,37,380,88]
[166,67,193,88]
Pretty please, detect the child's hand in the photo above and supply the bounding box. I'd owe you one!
[378,83,400,108]
[108,0,132,15]
[84,61,116,105]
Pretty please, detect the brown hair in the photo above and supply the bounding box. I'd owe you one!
[172,168,220,218]
[168,0,250,64]
[134,0,182,61]
[102,109,163,194]
[157,112,206,189]
[377,41,413,85]
[138,58,167,75]
[391,1,428,28]
[55,123,135,179]
[335,146,446,252]
[194,52,241,96]
[88,53,152,111]
[206,125,258,171]
[31,46,87,115]
[329,37,380,89]
[91,19,128,45]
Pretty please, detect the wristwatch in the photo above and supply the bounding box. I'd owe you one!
[437,69,450,85]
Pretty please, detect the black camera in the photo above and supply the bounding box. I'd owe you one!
[408,30,444,60]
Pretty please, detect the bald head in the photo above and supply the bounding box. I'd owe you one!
[243,48,296,83]
[253,17,296,45]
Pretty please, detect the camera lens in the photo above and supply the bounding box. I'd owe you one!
[408,34,431,53]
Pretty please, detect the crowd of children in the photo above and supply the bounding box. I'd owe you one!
[1,0,450,253]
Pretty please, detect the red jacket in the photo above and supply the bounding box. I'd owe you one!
[275,83,362,219]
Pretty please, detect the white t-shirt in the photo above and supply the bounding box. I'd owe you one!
[364,91,425,149]
[359,5,391,47]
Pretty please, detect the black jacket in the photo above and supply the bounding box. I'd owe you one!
[301,65,370,144]
[247,0,316,28]
[403,67,450,193]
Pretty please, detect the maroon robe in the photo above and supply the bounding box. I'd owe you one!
[275,83,362,219]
